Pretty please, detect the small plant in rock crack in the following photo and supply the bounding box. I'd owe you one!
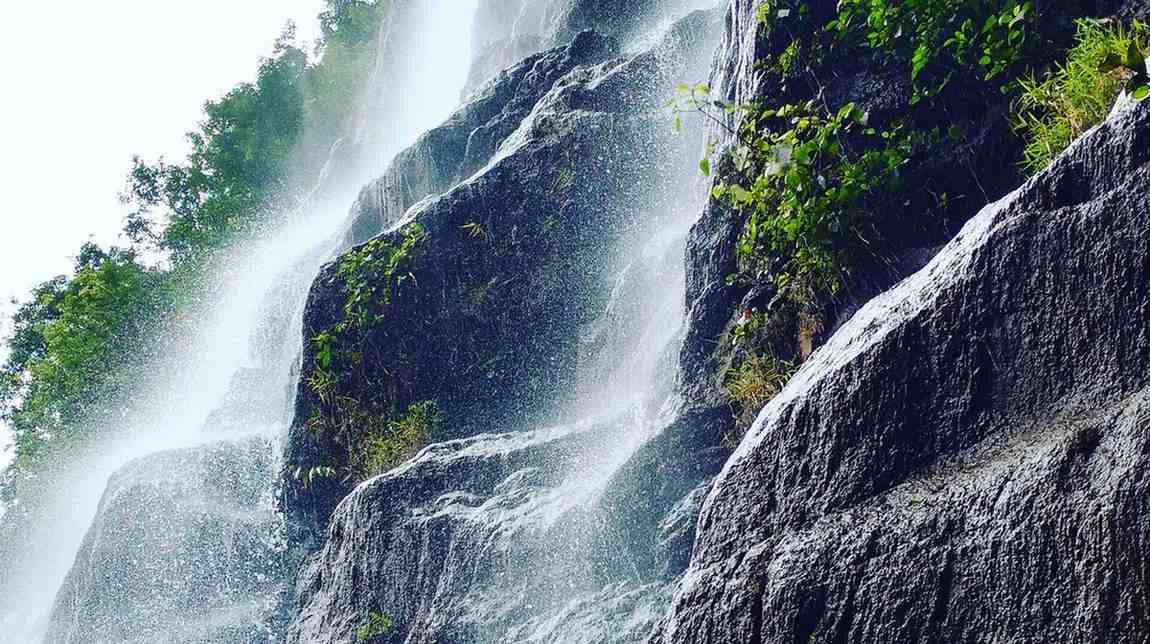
[304,397,440,483]
[460,221,491,241]
[293,464,338,490]
[356,610,394,641]
[355,400,441,480]
[724,350,794,429]
[307,365,338,403]
[312,330,337,370]
[721,307,797,433]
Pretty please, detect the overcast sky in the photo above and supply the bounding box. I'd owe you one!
[0,0,326,467]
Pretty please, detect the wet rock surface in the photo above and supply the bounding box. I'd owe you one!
[285,11,720,534]
[45,438,288,644]
[287,424,627,644]
[342,31,621,247]
[168,0,1150,642]
[653,96,1150,644]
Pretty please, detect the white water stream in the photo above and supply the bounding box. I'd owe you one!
[0,2,478,641]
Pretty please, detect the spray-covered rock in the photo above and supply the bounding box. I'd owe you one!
[45,438,288,644]
[284,11,719,537]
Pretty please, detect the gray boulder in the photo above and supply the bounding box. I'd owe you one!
[287,424,628,643]
[342,30,620,247]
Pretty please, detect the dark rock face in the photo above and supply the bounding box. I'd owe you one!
[342,31,619,247]
[280,1,1150,642]
[550,0,717,46]
[287,424,627,644]
[45,438,288,644]
[282,9,726,643]
[673,0,1041,422]
[285,12,720,535]
[652,97,1150,643]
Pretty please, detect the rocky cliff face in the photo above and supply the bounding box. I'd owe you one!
[283,0,1150,642]
[282,6,724,642]
[40,0,1150,642]
[653,93,1150,644]
[284,11,720,537]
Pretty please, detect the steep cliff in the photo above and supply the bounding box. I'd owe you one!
[654,91,1150,644]
[282,6,723,642]
[36,0,1150,642]
[285,1,1150,642]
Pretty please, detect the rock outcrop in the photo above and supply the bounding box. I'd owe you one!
[44,1,1150,643]
[284,11,720,535]
[45,438,288,644]
[652,91,1150,644]
[342,30,621,247]
[287,423,643,644]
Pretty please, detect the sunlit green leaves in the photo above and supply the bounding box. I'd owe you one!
[703,98,912,301]
[1014,18,1150,172]
[833,0,1037,101]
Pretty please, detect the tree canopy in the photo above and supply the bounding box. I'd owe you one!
[1,0,390,502]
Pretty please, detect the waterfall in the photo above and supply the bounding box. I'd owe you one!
[0,1,726,641]
[0,2,479,642]
[284,5,723,641]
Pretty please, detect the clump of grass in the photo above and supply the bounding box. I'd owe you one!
[1014,18,1150,172]
[356,610,394,641]
[725,351,794,430]
[356,400,441,480]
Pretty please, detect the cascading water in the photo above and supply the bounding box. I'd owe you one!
[6,2,1145,642]
[284,4,724,641]
[2,1,727,641]
[0,2,478,641]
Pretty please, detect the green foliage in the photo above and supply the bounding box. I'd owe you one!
[335,222,426,334]
[293,464,338,489]
[710,99,913,301]
[305,397,439,482]
[459,221,491,241]
[356,400,440,480]
[124,30,309,266]
[1,246,167,467]
[672,0,1120,430]
[756,0,810,32]
[1014,19,1150,172]
[830,0,1036,102]
[2,1,391,511]
[356,610,395,641]
[306,1,391,150]
[298,221,430,485]
[724,348,794,431]
[124,2,391,268]
[756,0,777,26]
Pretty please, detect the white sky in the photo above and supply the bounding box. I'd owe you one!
[0,0,326,469]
